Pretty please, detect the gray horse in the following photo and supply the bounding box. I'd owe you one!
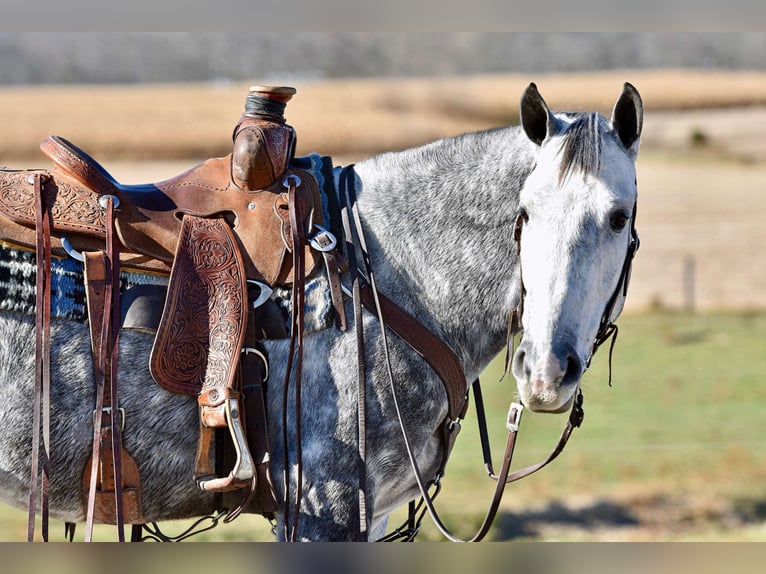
[0,82,642,541]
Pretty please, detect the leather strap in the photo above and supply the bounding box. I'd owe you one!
[318,241,347,331]
[82,246,144,539]
[357,284,468,423]
[83,250,110,540]
[81,196,145,541]
[338,166,368,540]
[28,173,51,542]
[281,176,308,541]
[222,294,279,521]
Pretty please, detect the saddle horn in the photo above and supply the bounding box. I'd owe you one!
[231,85,297,191]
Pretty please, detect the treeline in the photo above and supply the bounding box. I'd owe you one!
[1,32,764,85]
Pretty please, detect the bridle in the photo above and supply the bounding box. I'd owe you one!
[512,200,640,387]
[589,202,640,383]
[339,165,639,542]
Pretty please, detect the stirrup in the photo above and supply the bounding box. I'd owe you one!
[194,396,256,492]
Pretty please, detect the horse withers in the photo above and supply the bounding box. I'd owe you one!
[0,82,642,541]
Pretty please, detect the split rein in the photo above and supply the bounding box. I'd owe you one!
[339,169,638,542]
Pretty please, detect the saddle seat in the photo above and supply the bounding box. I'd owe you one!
[37,135,323,285]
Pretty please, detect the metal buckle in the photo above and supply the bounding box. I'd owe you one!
[92,406,126,432]
[98,194,120,209]
[247,279,273,309]
[446,417,461,433]
[62,236,85,262]
[309,224,338,252]
[242,346,269,383]
[506,402,524,432]
[282,174,301,188]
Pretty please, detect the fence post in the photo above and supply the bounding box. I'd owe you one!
[683,255,696,312]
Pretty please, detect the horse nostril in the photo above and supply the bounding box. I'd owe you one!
[563,351,582,384]
[512,347,531,381]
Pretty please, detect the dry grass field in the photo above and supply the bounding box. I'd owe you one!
[2,69,766,541]
[2,68,766,162]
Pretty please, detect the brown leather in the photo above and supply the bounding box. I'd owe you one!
[28,173,52,542]
[115,159,322,285]
[358,284,467,422]
[240,362,279,514]
[150,215,248,396]
[81,446,143,525]
[82,219,144,533]
[150,214,256,496]
[0,170,169,273]
[40,136,119,197]
[232,117,295,191]
[0,148,324,285]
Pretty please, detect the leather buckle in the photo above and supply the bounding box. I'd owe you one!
[92,406,126,432]
[309,224,337,253]
[506,402,524,432]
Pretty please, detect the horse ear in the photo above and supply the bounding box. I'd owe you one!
[611,82,643,154]
[520,83,557,146]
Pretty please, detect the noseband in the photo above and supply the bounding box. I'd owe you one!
[512,201,640,384]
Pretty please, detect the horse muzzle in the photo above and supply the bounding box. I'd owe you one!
[511,341,583,413]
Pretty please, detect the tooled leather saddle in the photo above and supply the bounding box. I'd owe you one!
[0,86,347,540]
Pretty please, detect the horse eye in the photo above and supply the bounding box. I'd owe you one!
[609,211,629,231]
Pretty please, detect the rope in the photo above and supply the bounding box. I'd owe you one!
[244,94,287,121]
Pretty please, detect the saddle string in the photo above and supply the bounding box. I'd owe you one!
[281,176,308,541]
[82,195,127,542]
[28,173,51,542]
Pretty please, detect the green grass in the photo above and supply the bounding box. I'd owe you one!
[4,310,766,541]
[396,309,766,540]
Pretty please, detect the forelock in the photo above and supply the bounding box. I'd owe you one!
[557,113,603,184]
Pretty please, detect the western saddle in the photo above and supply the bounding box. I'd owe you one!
[2,85,476,542]
[0,85,347,541]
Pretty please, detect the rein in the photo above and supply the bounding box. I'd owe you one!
[339,167,590,542]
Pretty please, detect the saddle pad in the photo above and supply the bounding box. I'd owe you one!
[0,240,168,322]
[0,240,336,336]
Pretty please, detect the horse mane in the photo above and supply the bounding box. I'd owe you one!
[558,112,603,184]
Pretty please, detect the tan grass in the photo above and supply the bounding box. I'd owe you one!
[2,69,766,162]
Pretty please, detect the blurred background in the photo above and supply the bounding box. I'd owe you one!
[1,32,766,541]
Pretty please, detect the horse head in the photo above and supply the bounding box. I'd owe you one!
[511,82,643,413]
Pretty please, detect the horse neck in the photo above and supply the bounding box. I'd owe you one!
[352,126,535,379]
